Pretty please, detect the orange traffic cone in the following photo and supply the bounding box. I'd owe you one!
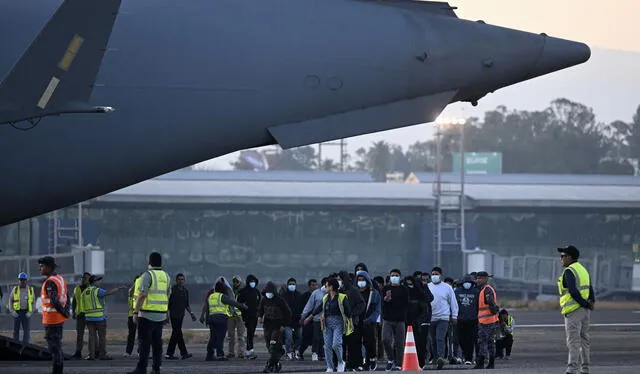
[402,325,421,371]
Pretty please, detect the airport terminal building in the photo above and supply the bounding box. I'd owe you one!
[0,170,639,295]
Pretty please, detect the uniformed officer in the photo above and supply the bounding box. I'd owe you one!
[38,256,70,374]
[557,245,594,374]
[8,272,35,345]
[474,271,498,370]
[127,252,171,374]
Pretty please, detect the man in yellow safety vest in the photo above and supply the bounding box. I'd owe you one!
[8,272,35,344]
[127,252,171,374]
[557,245,594,374]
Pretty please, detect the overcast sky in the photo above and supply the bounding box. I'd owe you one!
[198,0,640,170]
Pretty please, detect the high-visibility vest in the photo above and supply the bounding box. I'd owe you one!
[81,286,105,319]
[140,269,169,313]
[128,286,136,317]
[321,293,354,336]
[208,292,231,317]
[11,286,34,313]
[478,285,499,325]
[73,285,86,315]
[557,262,591,315]
[40,274,69,325]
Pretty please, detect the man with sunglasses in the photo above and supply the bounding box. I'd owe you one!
[557,245,595,374]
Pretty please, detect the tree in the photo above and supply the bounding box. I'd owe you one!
[319,159,340,171]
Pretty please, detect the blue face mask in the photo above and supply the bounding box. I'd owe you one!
[249,282,256,288]
[390,276,400,284]
[357,281,367,288]
[463,282,472,289]
[287,285,296,292]
[265,293,274,299]
[431,275,441,284]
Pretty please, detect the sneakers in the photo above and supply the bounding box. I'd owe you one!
[312,353,319,361]
[368,360,377,371]
[385,361,394,371]
[181,353,192,360]
[286,352,294,360]
[295,351,302,360]
[246,349,258,360]
[164,354,178,360]
[464,360,473,365]
[336,361,346,372]
[436,357,445,370]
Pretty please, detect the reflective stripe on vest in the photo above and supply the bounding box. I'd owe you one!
[40,274,69,325]
[11,286,34,313]
[140,269,169,313]
[81,286,104,318]
[478,285,499,325]
[321,293,354,336]
[557,262,591,315]
[208,292,231,316]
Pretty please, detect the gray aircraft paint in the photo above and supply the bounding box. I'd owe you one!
[0,0,590,226]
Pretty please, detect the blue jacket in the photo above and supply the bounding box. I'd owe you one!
[356,270,381,324]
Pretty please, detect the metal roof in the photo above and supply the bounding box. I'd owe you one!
[407,172,640,186]
[94,177,640,209]
[157,169,374,182]
[97,180,433,207]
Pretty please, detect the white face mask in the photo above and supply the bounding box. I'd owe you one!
[338,280,343,288]
[357,281,367,288]
[321,285,326,292]
[390,276,400,285]
[431,275,441,284]
[407,284,414,288]
[265,293,274,299]
[463,282,472,289]
[249,282,256,288]
[287,285,296,292]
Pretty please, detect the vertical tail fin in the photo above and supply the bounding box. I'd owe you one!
[0,0,121,125]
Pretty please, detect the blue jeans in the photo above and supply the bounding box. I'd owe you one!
[430,320,449,359]
[323,316,344,370]
[13,310,30,345]
[284,326,302,353]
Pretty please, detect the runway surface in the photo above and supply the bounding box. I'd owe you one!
[0,310,639,373]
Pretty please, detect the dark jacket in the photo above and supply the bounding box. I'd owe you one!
[415,277,434,326]
[381,283,409,322]
[454,275,479,321]
[338,271,365,325]
[405,276,428,325]
[258,282,291,329]
[280,287,304,328]
[237,274,261,320]
[356,270,381,324]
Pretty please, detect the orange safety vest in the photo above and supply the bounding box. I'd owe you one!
[478,284,499,325]
[40,274,69,325]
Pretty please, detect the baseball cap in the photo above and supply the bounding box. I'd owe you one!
[557,245,580,259]
[18,272,28,280]
[89,275,103,284]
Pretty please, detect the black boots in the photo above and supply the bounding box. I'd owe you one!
[474,356,485,369]
[486,355,495,369]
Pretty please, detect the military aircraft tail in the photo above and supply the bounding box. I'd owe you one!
[0,0,122,125]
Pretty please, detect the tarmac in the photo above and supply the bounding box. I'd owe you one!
[0,310,638,373]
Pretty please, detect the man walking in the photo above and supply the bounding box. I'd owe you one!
[39,256,70,374]
[474,271,499,370]
[227,275,246,359]
[8,272,35,345]
[557,245,594,374]
[166,273,195,360]
[127,252,170,374]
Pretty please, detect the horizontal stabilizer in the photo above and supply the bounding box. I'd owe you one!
[268,90,457,149]
[0,0,122,125]
[362,0,458,17]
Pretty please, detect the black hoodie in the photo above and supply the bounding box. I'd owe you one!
[338,271,365,324]
[280,282,304,328]
[258,282,292,329]
[237,274,261,320]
